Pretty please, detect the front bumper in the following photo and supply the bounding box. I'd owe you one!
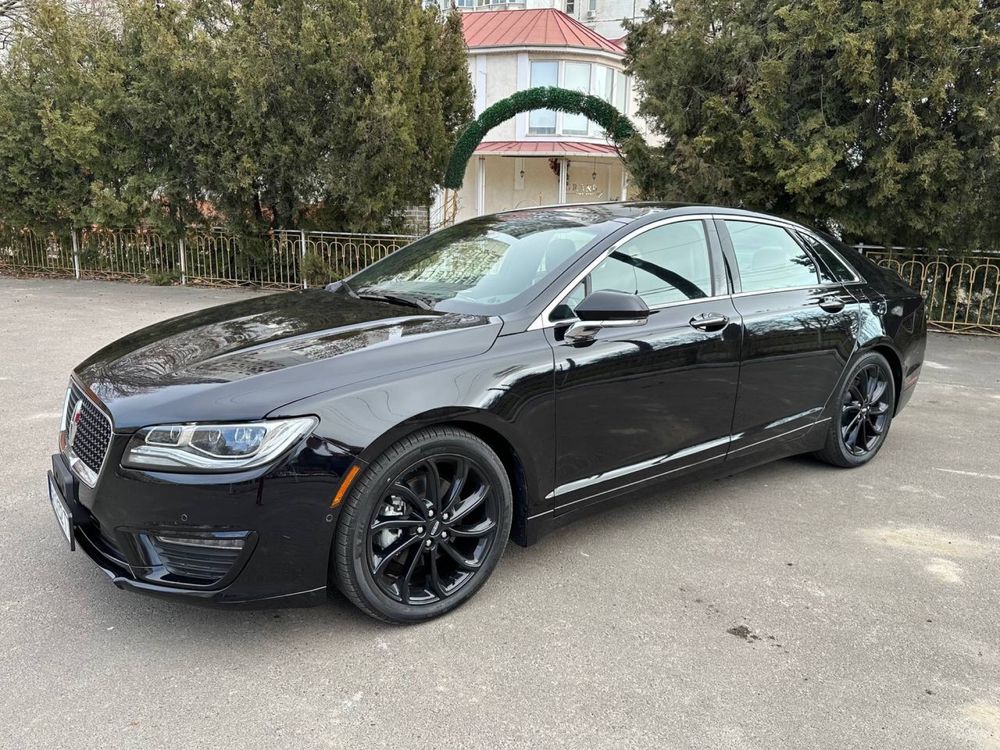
[49,438,354,608]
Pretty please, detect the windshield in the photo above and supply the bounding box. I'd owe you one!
[344,208,622,314]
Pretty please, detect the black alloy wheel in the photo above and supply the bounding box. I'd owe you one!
[367,455,500,605]
[841,363,892,456]
[815,351,896,468]
[333,427,512,623]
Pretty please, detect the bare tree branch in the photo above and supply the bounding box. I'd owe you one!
[0,0,29,50]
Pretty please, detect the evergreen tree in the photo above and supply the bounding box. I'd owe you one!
[625,0,1000,249]
[0,0,127,229]
[0,0,473,232]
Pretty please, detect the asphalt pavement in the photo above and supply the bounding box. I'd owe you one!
[1,277,999,749]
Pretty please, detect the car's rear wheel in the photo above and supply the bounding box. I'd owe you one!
[332,426,512,623]
[814,351,896,468]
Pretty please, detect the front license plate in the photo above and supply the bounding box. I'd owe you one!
[48,476,75,551]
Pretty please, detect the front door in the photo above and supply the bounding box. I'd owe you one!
[547,218,742,515]
[717,219,860,458]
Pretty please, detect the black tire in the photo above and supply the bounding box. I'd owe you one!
[814,351,896,468]
[333,426,512,624]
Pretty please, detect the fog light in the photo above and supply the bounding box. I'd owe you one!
[153,534,246,549]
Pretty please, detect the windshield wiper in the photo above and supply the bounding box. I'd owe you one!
[354,289,435,311]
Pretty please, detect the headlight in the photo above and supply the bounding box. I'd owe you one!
[121,417,318,472]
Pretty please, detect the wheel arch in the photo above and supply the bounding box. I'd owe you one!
[354,409,536,547]
[867,342,903,415]
[823,339,904,421]
[446,420,531,548]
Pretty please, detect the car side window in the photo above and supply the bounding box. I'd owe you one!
[589,221,712,306]
[725,221,820,293]
[550,221,712,321]
[796,232,857,283]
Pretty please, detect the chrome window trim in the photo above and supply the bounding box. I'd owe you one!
[729,280,864,299]
[796,230,862,284]
[528,213,719,331]
[721,217,864,291]
[528,213,866,331]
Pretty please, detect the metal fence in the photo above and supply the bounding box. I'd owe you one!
[3,227,998,337]
[0,227,416,289]
[857,245,1000,336]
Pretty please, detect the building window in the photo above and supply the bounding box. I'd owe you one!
[528,60,559,135]
[593,65,612,104]
[562,62,591,135]
[526,60,629,137]
[565,0,575,12]
[614,70,627,116]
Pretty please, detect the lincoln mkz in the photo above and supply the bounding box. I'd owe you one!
[47,203,926,622]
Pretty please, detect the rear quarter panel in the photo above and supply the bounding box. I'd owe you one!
[840,246,927,411]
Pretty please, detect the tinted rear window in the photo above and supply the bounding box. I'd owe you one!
[724,221,820,292]
[797,232,857,283]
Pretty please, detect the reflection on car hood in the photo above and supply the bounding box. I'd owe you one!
[75,289,500,429]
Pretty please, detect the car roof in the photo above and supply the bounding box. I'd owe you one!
[488,201,809,231]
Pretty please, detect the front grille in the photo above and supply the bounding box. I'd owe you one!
[66,386,113,477]
[148,535,246,584]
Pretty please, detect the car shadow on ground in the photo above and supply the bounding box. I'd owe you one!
[73,453,841,639]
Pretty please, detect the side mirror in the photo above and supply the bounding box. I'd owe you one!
[574,289,650,321]
[564,290,649,345]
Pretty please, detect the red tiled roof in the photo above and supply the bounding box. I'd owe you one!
[474,141,620,156]
[462,9,623,54]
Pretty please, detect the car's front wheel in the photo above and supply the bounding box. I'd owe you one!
[815,351,896,468]
[332,426,512,623]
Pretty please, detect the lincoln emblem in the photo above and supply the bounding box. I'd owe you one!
[67,400,84,449]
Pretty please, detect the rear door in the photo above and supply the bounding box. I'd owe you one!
[717,218,861,459]
[546,217,742,514]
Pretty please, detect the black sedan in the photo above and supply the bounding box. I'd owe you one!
[47,203,926,622]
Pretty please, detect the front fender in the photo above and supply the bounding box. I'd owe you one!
[269,330,557,520]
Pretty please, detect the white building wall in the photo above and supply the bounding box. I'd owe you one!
[453,155,627,223]
[430,3,659,228]
[467,48,657,145]
[475,52,520,140]
[540,0,652,40]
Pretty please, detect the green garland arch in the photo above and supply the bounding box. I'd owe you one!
[443,86,643,189]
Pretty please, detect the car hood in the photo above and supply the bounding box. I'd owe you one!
[75,289,500,430]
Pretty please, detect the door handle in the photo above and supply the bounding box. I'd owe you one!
[818,295,845,313]
[689,312,729,331]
